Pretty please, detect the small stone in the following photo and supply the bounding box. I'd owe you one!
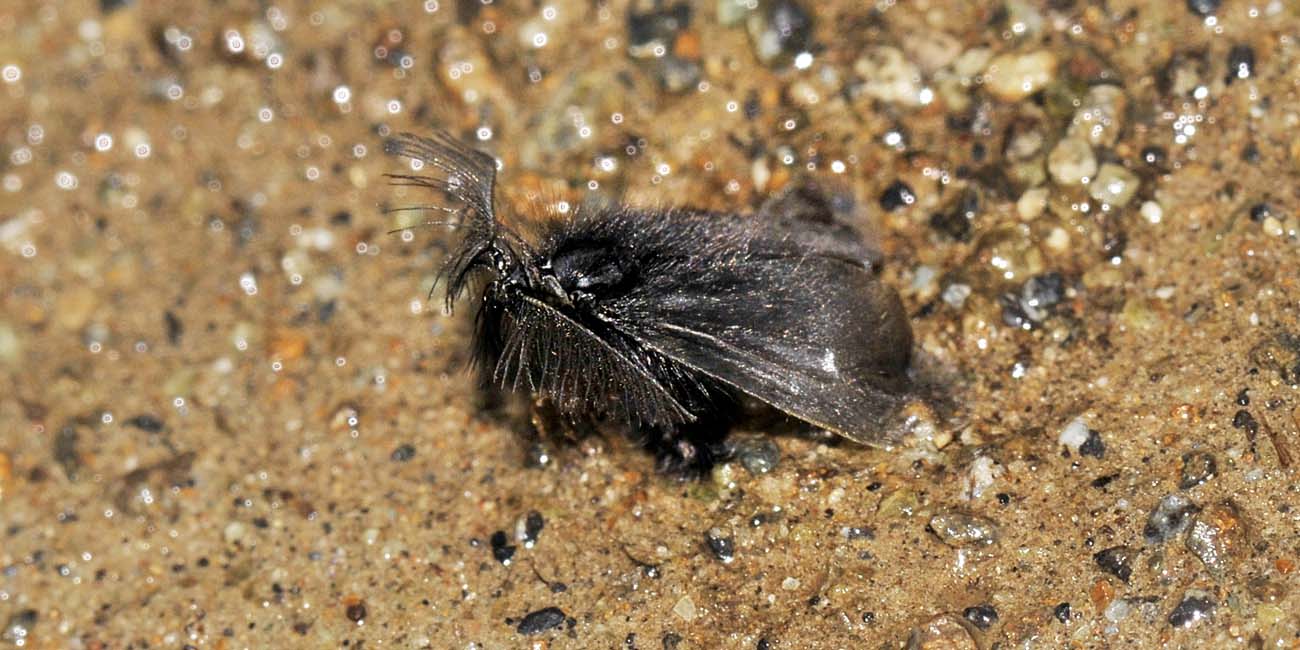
[672,596,697,622]
[1185,501,1247,578]
[1058,418,1090,453]
[1178,451,1217,489]
[2,610,38,645]
[1103,598,1132,623]
[962,604,998,630]
[490,530,517,565]
[1093,546,1134,583]
[717,0,756,26]
[1068,85,1127,148]
[941,284,972,310]
[390,444,416,462]
[517,511,545,547]
[906,613,979,650]
[854,46,925,106]
[1144,494,1199,544]
[1047,137,1097,186]
[984,50,1056,102]
[745,0,812,65]
[1249,202,1273,222]
[1088,164,1141,207]
[928,512,999,548]
[1168,593,1214,628]
[730,435,780,475]
[223,521,247,544]
[345,601,367,623]
[704,528,735,563]
[1079,429,1106,459]
[1140,201,1163,224]
[1226,45,1255,83]
[1185,0,1220,17]
[126,414,166,432]
[0,322,21,365]
[930,189,979,240]
[516,606,566,635]
[879,180,917,211]
[1053,602,1071,623]
[1016,187,1049,220]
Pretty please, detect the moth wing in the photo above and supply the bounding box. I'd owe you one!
[619,253,913,447]
[494,295,694,428]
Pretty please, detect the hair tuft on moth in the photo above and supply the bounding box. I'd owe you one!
[385,130,926,478]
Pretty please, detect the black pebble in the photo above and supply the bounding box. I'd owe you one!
[1225,45,1255,83]
[662,632,684,649]
[490,530,517,565]
[1236,388,1250,405]
[1144,494,1200,545]
[390,444,416,462]
[878,181,916,211]
[126,414,166,433]
[962,604,999,630]
[1185,0,1220,16]
[1168,596,1214,628]
[345,602,366,623]
[704,530,735,563]
[1079,430,1106,459]
[164,310,183,345]
[1248,203,1272,222]
[515,607,567,635]
[1140,146,1166,167]
[1053,602,1071,623]
[1231,409,1259,437]
[1093,546,1134,582]
[522,510,545,545]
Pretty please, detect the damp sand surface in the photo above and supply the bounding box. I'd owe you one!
[2,1,1300,648]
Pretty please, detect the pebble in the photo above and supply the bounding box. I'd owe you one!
[1093,546,1134,582]
[961,604,998,630]
[1144,494,1199,544]
[672,596,697,622]
[1047,137,1097,186]
[729,435,780,475]
[1185,0,1220,17]
[930,189,978,240]
[516,511,545,548]
[1225,45,1255,83]
[1167,593,1214,628]
[928,512,999,548]
[1185,501,1247,577]
[1088,164,1141,207]
[879,180,918,211]
[745,0,813,65]
[941,284,972,310]
[490,530,517,565]
[1178,451,1217,489]
[1140,201,1164,224]
[390,444,416,462]
[704,528,735,563]
[1002,272,1065,329]
[1053,602,1071,623]
[854,47,926,106]
[984,51,1056,102]
[1058,418,1091,453]
[1068,85,1126,148]
[1016,187,1049,220]
[345,600,367,623]
[1079,429,1106,459]
[906,613,979,650]
[0,322,19,364]
[223,521,246,544]
[1103,598,1132,623]
[515,606,566,635]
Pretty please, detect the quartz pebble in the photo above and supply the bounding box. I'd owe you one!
[906,613,979,650]
[1144,494,1199,544]
[1048,137,1097,186]
[984,51,1056,102]
[928,512,999,548]
[1089,164,1141,207]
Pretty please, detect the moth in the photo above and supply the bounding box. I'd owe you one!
[385,131,916,475]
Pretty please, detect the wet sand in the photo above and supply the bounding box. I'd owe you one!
[2,1,1299,647]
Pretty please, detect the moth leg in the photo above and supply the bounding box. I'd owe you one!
[522,397,562,469]
[647,419,734,480]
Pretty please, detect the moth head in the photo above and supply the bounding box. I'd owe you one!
[384,131,534,311]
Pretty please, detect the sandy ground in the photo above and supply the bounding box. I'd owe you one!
[2,0,1300,648]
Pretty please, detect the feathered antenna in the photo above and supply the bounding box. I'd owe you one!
[384,131,511,311]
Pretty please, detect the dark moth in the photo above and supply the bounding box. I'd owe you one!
[385,131,916,475]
